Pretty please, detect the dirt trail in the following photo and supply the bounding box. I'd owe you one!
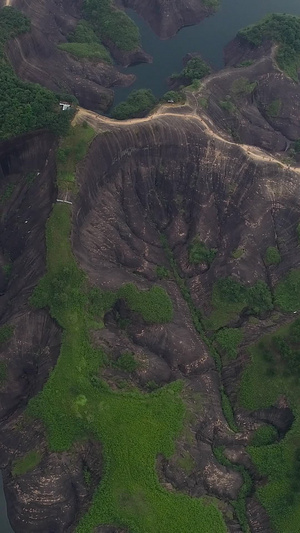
[73,100,300,175]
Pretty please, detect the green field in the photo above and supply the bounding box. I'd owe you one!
[239,320,300,533]
[28,125,227,532]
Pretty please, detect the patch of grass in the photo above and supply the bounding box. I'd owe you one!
[188,238,217,266]
[232,248,245,260]
[214,328,243,362]
[209,278,273,330]
[201,0,220,10]
[58,42,111,62]
[250,425,278,446]
[0,324,14,344]
[118,284,173,324]
[236,60,254,68]
[231,77,257,97]
[113,352,138,373]
[265,246,281,266]
[0,361,7,386]
[274,269,300,311]
[239,320,300,532]
[56,124,95,191]
[198,97,208,108]
[266,99,282,118]
[156,266,170,279]
[176,451,195,474]
[12,450,42,476]
[219,97,236,113]
[84,466,92,486]
[0,183,15,204]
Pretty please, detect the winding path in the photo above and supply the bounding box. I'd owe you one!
[72,91,300,175]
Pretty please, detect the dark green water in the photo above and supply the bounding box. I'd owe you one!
[0,473,13,532]
[114,0,300,105]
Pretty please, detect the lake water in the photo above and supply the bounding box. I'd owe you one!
[114,0,300,105]
[0,472,14,532]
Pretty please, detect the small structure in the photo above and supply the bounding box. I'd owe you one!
[167,99,175,104]
[59,102,71,111]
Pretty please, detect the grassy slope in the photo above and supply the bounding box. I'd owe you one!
[239,324,300,533]
[28,125,227,533]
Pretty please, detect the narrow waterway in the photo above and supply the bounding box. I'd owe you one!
[0,472,14,532]
[114,0,300,105]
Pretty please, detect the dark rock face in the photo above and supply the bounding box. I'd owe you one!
[119,0,214,38]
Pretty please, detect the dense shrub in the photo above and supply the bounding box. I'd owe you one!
[275,269,300,311]
[250,425,278,446]
[118,283,173,323]
[215,328,243,361]
[238,14,300,80]
[161,91,185,104]
[231,77,257,97]
[156,266,170,279]
[114,352,138,373]
[189,239,217,266]
[0,7,74,140]
[266,99,282,118]
[265,246,281,265]
[0,324,14,344]
[111,89,156,120]
[12,450,42,476]
[83,0,140,52]
[171,57,211,85]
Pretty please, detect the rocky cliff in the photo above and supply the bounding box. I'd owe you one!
[0,28,300,533]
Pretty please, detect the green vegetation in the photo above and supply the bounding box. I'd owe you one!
[294,139,300,154]
[113,352,138,373]
[156,266,170,279]
[59,42,111,62]
[171,57,211,85]
[219,97,236,113]
[25,132,227,532]
[250,425,278,447]
[201,0,220,11]
[0,183,15,204]
[59,20,112,63]
[56,124,95,191]
[238,14,300,80]
[214,446,251,532]
[232,248,244,260]
[161,91,185,104]
[83,0,140,52]
[111,89,156,120]
[265,246,281,266]
[28,204,226,533]
[198,97,208,108]
[215,328,243,362]
[0,361,7,386]
[236,60,254,68]
[83,466,92,486]
[12,450,42,476]
[0,7,74,140]
[176,451,195,474]
[239,319,300,532]
[274,269,300,311]
[266,99,282,118]
[231,77,257,97]
[209,278,273,330]
[188,238,217,266]
[118,284,173,324]
[0,324,14,344]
